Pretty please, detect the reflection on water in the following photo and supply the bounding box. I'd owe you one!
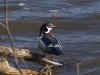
[0,0,100,75]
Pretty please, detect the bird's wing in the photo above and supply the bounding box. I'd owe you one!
[40,36,63,56]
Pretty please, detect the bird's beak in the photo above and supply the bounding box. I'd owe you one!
[48,23,57,29]
[52,25,57,29]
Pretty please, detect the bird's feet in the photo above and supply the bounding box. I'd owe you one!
[50,57,54,60]
[43,54,48,59]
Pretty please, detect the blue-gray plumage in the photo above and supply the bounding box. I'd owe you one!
[38,22,63,57]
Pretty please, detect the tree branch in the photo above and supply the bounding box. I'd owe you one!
[3,0,23,75]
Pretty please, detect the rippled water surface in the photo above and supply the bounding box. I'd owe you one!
[0,0,100,75]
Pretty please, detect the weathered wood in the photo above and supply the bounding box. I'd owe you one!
[0,58,47,75]
[0,46,65,66]
[0,46,68,75]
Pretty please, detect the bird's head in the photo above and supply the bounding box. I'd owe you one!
[39,22,57,37]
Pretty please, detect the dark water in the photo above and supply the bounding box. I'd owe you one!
[0,0,100,75]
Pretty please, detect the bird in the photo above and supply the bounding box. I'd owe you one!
[38,22,63,58]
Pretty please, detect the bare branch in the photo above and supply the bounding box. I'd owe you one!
[0,22,6,29]
[77,63,80,75]
[4,0,23,75]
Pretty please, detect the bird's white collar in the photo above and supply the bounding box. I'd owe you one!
[45,26,52,33]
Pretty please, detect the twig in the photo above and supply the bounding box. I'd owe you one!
[0,49,7,61]
[77,63,80,75]
[39,65,54,75]
[4,0,23,75]
[0,22,6,28]
[21,57,28,75]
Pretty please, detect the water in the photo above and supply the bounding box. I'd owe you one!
[0,0,100,75]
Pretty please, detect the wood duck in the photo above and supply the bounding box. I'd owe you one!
[38,22,63,57]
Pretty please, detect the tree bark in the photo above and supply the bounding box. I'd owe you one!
[0,46,64,66]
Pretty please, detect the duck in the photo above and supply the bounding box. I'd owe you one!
[38,22,63,58]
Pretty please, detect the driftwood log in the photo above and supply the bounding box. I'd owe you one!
[0,46,67,75]
[0,58,39,75]
[0,46,65,66]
